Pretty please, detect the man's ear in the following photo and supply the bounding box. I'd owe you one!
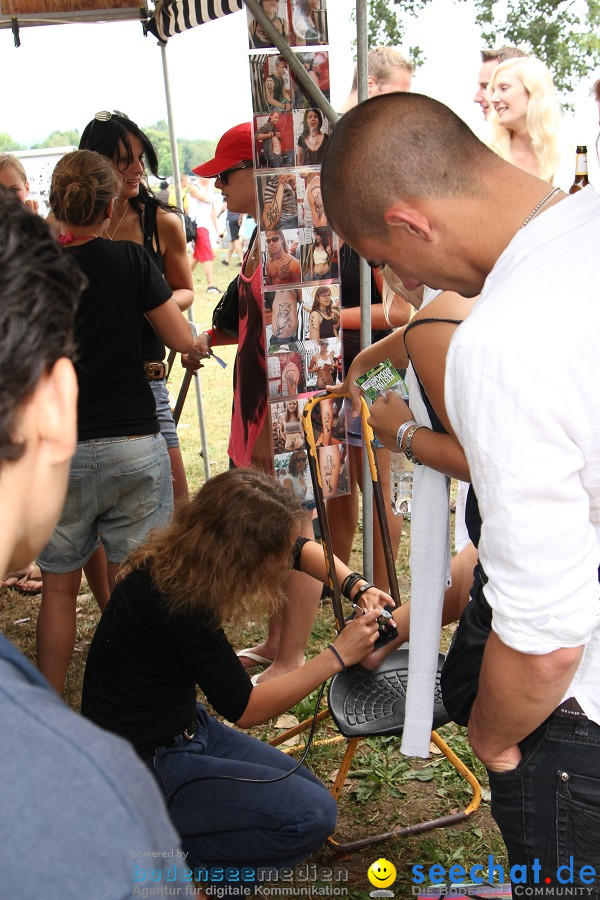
[367,74,378,96]
[383,205,434,241]
[33,358,78,465]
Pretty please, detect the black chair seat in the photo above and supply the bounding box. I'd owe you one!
[328,647,449,738]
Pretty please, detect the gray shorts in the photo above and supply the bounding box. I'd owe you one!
[38,434,173,572]
[150,378,180,449]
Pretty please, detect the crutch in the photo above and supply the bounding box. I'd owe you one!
[268,392,481,854]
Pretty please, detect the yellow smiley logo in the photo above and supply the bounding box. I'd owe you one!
[367,858,397,889]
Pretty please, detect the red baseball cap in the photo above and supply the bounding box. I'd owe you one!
[193,123,253,177]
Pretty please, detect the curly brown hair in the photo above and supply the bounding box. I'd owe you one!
[120,468,307,623]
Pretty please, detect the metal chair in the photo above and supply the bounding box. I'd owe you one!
[269,393,481,854]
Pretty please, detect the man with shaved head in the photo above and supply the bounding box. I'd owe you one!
[322,92,600,889]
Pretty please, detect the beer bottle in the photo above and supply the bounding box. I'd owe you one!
[569,146,590,193]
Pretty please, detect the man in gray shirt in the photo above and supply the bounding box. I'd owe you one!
[0,191,192,899]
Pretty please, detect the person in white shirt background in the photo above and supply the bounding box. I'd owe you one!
[321,91,600,893]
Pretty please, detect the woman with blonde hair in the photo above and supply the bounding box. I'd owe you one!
[0,153,30,206]
[36,149,200,695]
[81,467,390,875]
[488,56,570,186]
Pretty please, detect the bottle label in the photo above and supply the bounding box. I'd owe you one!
[575,154,588,176]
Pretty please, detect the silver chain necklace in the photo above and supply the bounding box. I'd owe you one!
[106,200,129,240]
[520,187,562,229]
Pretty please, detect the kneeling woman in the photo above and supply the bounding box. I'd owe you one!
[82,468,389,873]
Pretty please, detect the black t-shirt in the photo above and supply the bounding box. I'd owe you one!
[81,537,310,759]
[69,239,172,440]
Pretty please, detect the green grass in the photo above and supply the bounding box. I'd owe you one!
[0,247,507,896]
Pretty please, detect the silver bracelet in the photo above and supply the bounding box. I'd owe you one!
[404,424,425,465]
[396,420,418,451]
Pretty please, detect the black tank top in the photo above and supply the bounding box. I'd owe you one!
[404,316,482,548]
[140,202,166,362]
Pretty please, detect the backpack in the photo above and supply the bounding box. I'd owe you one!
[184,213,196,244]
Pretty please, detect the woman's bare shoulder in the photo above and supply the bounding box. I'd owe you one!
[412,291,475,324]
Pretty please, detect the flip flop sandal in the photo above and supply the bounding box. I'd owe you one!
[3,564,43,596]
[236,648,274,668]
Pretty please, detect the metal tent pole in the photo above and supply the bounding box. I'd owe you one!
[355,0,374,582]
[160,40,211,481]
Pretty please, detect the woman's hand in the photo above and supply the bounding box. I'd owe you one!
[331,610,381,668]
[368,390,414,452]
[351,583,396,617]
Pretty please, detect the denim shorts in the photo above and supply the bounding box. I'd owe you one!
[38,434,173,572]
[150,379,179,449]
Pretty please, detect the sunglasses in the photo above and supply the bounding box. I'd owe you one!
[265,235,281,244]
[94,110,129,122]
[218,161,253,185]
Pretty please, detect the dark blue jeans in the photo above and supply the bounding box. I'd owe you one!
[150,703,336,877]
[488,715,600,898]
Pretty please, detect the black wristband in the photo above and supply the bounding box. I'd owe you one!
[341,571,364,600]
[327,643,347,674]
[352,582,375,604]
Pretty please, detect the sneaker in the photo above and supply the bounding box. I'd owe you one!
[207,286,222,295]
[221,260,229,266]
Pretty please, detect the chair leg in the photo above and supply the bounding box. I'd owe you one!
[268,707,331,747]
[327,730,482,855]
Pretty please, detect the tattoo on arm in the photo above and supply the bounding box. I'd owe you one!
[310,185,325,222]
[265,200,280,226]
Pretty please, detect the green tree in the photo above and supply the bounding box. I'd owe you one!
[367,0,600,96]
[0,133,23,151]
[142,121,216,177]
[32,130,80,149]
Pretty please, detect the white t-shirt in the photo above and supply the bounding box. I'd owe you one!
[446,187,600,725]
[188,184,214,230]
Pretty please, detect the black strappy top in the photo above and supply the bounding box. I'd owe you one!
[403,316,482,547]
[140,202,166,362]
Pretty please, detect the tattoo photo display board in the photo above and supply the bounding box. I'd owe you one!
[247,9,350,500]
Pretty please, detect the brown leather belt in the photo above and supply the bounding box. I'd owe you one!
[144,361,167,380]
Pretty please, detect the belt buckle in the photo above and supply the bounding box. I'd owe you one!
[145,361,165,380]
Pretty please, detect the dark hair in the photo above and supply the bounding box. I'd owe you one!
[79,112,172,216]
[49,150,118,227]
[266,229,288,253]
[311,284,332,312]
[314,225,332,248]
[0,189,83,465]
[302,107,323,136]
[322,92,494,241]
[289,450,307,474]
[120,468,306,621]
